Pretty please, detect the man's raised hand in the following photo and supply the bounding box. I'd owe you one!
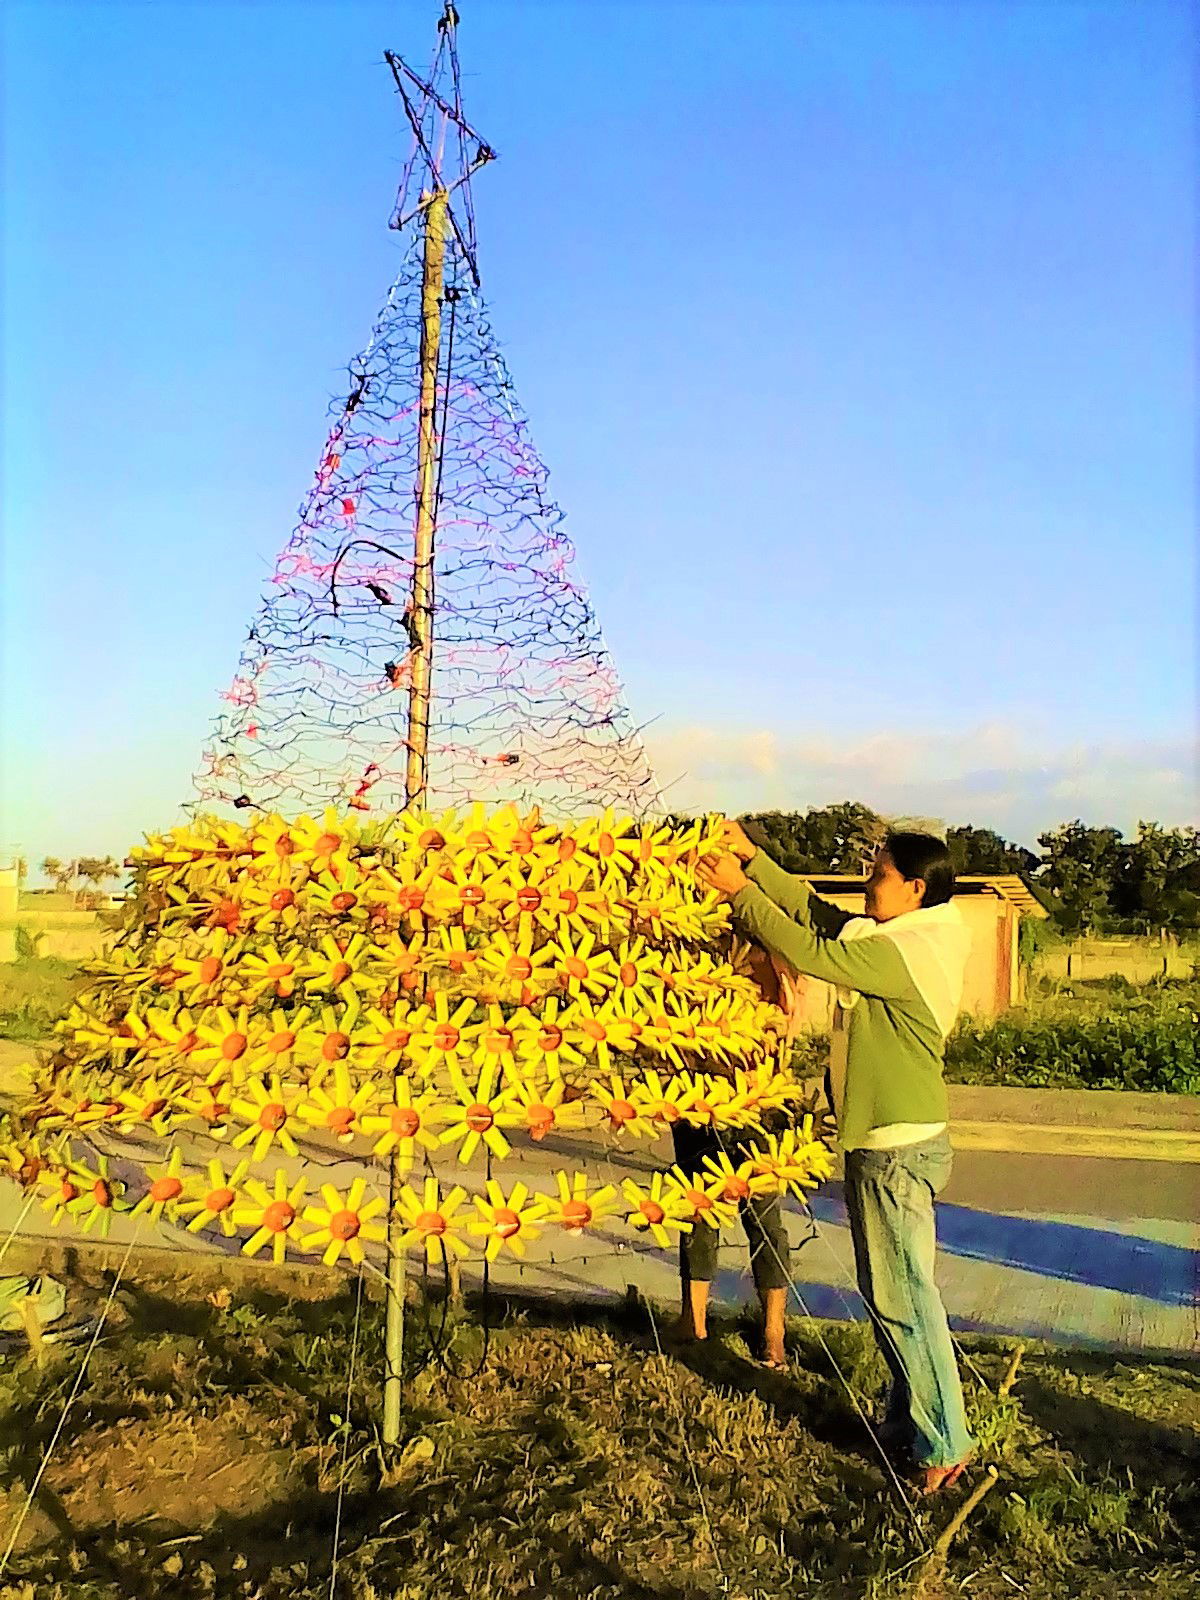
[696,852,750,899]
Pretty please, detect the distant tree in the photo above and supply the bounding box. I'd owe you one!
[1036,821,1125,935]
[77,856,120,900]
[742,802,884,874]
[40,857,77,896]
[946,825,1038,876]
[1112,822,1200,936]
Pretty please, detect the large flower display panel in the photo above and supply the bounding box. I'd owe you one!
[2,808,833,1270]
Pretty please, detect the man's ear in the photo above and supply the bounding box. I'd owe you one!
[911,876,927,907]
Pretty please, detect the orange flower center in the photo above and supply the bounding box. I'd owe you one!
[326,1106,356,1133]
[598,833,616,857]
[656,1102,681,1123]
[390,1107,421,1138]
[561,1199,592,1229]
[315,833,340,856]
[156,966,182,987]
[539,1027,563,1051]
[465,1104,494,1133]
[527,1105,554,1139]
[59,1180,78,1202]
[511,830,535,855]
[485,1029,513,1054]
[92,1179,113,1208]
[267,962,294,980]
[516,887,541,911]
[687,1188,712,1213]
[274,834,295,857]
[140,1098,167,1121]
[465,830,493,853]
[505,955,533,980]
[557,889,579,914]
[270,889,295,910]
[639,1200,665,1225]
[199,957,223,984]
[609,1099,637,1125]
[222,1032,248,1061]
[322,1032,350,1062]
[382,1028,410,1051]
[722,1176,751,1201]
[460,885,485,906]
[331,891,358,912]
[267,1030,295,1054]
[206,1186,235,1212]
[557,837,577,863]
[415,1210,447,1236]
[418,828,445,850]
[329,961,352,987]
[580,1020,607,1042]
[619,963,638,986]
[263,1200,295,1232]
[493,1207,521,1237]
[150,1176,183,1203]
[562,957,589,981]
[433,1026,459,1051]
[176,1031,199,1054]
[259,1102,287,1131]
[330,1209,361,1241]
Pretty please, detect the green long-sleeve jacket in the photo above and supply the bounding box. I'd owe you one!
[732,852,965,1149]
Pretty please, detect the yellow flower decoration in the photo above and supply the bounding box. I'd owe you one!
[113,1074,180,1135]
[355,1000,431,1071]
[621,1172,693,1249]
[230,1074,302,1163]
[360,1077,443,1168]
[240,942,305,1000]
[470,1178,543,1261]
[700,1147,776,1205]
[174,1081,234,1138]
[634,1069,699,1130]
[191,1005,255,1085]
[301,1178,386,1266]
[512,996,585,1077]
[569,995,638,1075]
[241,1005,312,1074]
[302,932,372,998]
[170,929,240,1000]
[177,1156,251,1235]
[548,926,617,999]
[239,868,306,933]
[663,1165,737,1231]
[474,929,556,1003]
[300,1000,364,1069]
[130,1147,187,1225]
[743,1123,836,1197]
[439,1059,520,1164]
[408,993,481,1075]
[537,1169,620,1235]
[396,1176,470,1262]
[233,1170,308,1264]
[505,1072,585,1142]
[367,932,428,995]
[589,1074,657,1139]
[296,1061,378,1142]
[304,861,371,922]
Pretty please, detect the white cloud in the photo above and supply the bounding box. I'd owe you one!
[646,722,1198,844]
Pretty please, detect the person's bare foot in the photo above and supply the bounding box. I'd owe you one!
[915,1458,971,1496]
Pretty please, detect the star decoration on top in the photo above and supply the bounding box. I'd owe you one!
[385,2,496,284]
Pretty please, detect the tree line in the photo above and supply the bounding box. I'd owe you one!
[734,804,1200,937]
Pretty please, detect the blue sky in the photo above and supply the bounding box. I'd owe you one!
[2,0,1195,872]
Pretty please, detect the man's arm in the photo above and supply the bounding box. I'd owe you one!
[746,852,856,938]
[732,882,915,999]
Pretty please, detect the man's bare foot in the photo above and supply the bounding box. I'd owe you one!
[668,1316,707,1344]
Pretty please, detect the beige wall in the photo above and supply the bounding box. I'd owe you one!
[786,889,1011,1030]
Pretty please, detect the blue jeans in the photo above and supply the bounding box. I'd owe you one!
[843,1132,974,1468]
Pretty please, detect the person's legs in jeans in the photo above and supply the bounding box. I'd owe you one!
[741,1192,791,1365]
[843,1134,974,1469]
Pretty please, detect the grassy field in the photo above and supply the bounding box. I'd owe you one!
[0,1263,1195,1600]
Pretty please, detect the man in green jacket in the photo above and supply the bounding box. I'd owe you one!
[697,822,975,1494]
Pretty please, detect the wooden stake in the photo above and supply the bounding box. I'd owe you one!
[998,1343,1025,1398]
[932,1466,1000,1562]
[383,187,448,1449]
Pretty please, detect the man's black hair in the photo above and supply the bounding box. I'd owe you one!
[885,832,956,908]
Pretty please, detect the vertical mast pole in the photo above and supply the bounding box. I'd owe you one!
[383,186,448,1447]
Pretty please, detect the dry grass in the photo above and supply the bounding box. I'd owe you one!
[0,1261,1195,1600]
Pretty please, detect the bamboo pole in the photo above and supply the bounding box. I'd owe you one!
[383,188,448,1448]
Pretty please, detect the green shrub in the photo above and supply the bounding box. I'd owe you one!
[946,981,1199,1093]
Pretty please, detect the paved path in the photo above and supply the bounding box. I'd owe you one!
[1,1045,1196,1358]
